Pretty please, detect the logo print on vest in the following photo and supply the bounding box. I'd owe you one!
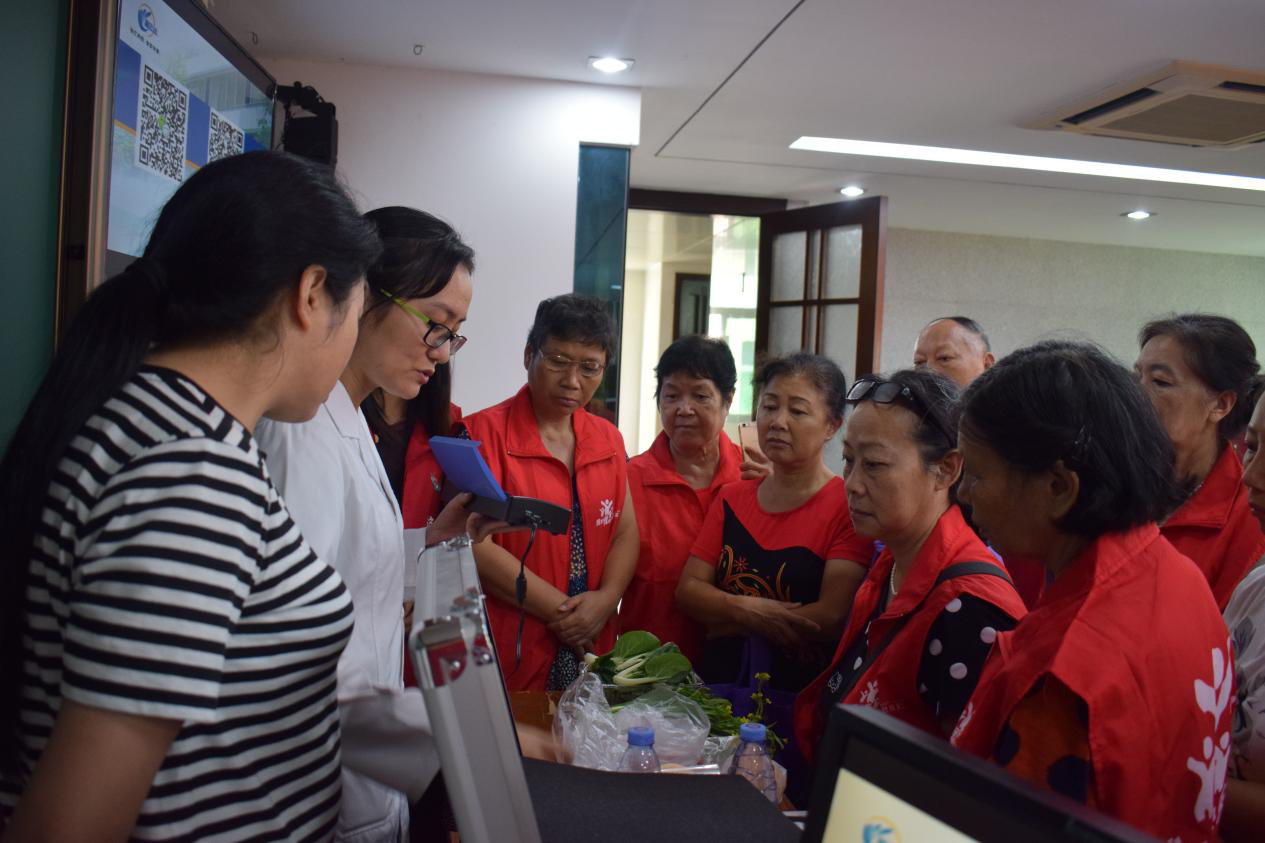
[1186,638,1232,825]
[595,498,615,527]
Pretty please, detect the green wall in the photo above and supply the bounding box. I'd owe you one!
[1,1,69,446]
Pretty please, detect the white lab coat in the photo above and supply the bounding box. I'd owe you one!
[256,382,440,843]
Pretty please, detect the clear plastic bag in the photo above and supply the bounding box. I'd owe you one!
[553,673,710,770]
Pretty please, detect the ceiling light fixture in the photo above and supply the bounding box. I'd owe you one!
[1124,210,1154,220]
[790,136,1265,192]
[839,185,865,198]
[588,56,633,74]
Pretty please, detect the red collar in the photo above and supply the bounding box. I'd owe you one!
[504,384,617,469]
[874,505,990,618]
[1034,523,1161,611]
[638,430,738,489]
[1164,444,1244,530]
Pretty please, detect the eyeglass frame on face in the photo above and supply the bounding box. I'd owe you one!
[846,378,956,448]
[534,347,607,379]
[380,289,467,354]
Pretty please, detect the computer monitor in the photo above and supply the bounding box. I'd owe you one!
[105,0,275,275]
[802,705,1158,843]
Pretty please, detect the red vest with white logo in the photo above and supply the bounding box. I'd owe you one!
[463,386,627,692]
[794,506,1026,760]
[618,430,743,663]
[1162,444,1265,610]
[951,524,1232,842]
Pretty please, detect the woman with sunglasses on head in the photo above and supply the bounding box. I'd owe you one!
[1135,314,1265,610]
[676,353,873,720]
[0,152,381,841]
[794,369,1026,761]
[950,341,1230,842]
[255,206,501,842]
[464,294,639,692]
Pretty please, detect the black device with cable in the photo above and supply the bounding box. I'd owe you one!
[271,81,338,166]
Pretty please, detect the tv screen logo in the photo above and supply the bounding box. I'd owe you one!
[137,4,158,36]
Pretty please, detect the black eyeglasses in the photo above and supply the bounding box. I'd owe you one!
[381,289,468,354]
[847,378,956,447]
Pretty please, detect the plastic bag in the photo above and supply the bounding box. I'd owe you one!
[553,672,710,770]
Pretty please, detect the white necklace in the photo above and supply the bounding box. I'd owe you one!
[888,565,898,596]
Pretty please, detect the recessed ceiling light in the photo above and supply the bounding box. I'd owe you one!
[588,56,634,74]
[790,136,1265,192]
[1124,210,1154,220]
[839,185,865,198]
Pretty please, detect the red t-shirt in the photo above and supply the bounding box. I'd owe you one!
[689,476,874,691]
[618,430,743,663]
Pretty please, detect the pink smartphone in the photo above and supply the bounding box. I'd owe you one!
[737,421,762,458]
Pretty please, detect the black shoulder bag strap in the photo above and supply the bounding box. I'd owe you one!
[837,560,1013,699]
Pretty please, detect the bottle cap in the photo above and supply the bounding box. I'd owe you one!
[627,726,655,747]
[739,722,766,743]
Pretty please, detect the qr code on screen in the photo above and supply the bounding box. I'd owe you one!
[137,64,189,183]
[208,110,245,164]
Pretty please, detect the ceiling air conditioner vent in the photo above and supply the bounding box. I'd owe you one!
[1026,61,1265,148]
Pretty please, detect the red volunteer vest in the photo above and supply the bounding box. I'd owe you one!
[400,404,463,529]
[951,524,1233,842]
[794,506,1026,760]
[463,386,628,692]
[1162,444,1265,610]
[617,431,743,663]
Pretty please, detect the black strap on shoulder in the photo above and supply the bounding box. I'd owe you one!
[837,560,1011,699]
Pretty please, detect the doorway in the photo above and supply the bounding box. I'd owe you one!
[619,210,760,456]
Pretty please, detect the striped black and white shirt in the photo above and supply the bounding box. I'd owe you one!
[0,366,354,841]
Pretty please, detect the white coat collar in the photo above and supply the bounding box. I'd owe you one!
[324,380,364,441]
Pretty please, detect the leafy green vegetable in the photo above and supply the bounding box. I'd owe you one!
[611,630,660,661]
[613,650,692,686]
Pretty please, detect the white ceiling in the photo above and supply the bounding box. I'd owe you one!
[210,0,1265,256]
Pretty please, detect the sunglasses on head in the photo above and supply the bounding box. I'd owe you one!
[846,378,956,448]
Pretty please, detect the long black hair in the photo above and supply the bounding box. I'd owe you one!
[363,206,475,437]
[0,150,381,770]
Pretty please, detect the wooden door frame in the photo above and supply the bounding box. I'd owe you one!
[755,195,887,377]
[671,272,711,339]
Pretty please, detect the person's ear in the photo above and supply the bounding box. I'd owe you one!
[1209,390,1237,427]
[935,450,964,492]
[983,351,996,370]
[292,265,330,333]
[1047,459,1081,521]
[824,416,842,443]
[523,345,533,371]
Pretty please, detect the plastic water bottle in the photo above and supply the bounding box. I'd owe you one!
[732,722,778,802]
[617,726,661,773]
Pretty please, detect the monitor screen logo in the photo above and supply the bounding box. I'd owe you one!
[862,818,899,843]
[137,4,158,36]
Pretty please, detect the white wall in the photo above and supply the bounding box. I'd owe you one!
[265,57,640,413]
[879,228,1265,374]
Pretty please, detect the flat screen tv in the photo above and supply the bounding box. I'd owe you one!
[105,0,275,276]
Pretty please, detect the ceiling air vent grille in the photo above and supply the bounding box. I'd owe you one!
[1026,61,1265,148]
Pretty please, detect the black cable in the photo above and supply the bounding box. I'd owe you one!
[509,521,539,677]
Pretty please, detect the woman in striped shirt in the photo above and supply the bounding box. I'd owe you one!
[0,151,381,842]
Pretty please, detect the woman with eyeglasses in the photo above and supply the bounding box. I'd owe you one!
[464,294,639,692]
[1134,314,1265,610]
[793,369,1026,763]
[255,206,500,842]
[950,341,1229,842]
